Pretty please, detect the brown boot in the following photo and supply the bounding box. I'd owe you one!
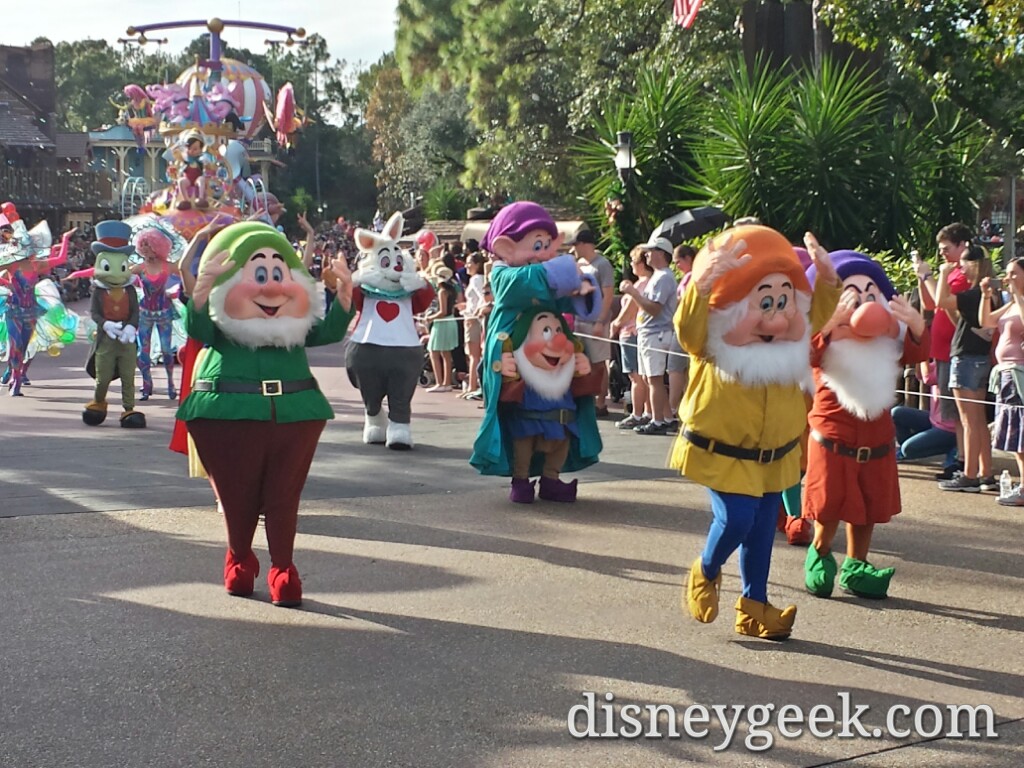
[735,596,796,640]
[684,557,722,623]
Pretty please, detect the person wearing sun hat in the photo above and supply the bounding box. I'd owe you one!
[670,225,842,640]
[178,220,356,607]
[801,249,928,601]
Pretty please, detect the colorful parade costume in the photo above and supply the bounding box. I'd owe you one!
[469,202,602,502]
[670,226,841,640]
[348,212,435,450]
[133,226,185,401]
[802,251,929,599]
[177,222,355,607]
[0,217,78,396]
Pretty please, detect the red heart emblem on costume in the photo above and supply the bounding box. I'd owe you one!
[375,301,400,322]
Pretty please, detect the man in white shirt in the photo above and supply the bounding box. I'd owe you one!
[619,236,679,435]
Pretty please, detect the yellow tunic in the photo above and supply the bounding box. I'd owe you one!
[669,278,841,496]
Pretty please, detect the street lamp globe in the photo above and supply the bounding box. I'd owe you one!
[614,131,636,183]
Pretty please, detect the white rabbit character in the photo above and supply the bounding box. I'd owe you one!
[347,212,436,449]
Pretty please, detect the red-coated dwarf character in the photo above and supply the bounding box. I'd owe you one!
[802,249,928,600]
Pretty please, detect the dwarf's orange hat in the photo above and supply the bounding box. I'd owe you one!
[692,225,811,308]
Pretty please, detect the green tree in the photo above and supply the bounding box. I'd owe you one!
[818,0,1024,153]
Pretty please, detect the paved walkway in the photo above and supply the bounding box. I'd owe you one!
[1,335,1021,767]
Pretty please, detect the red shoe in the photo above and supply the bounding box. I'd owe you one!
[268,564,303,607]
[224,550,260,596]
[784,516,814,546]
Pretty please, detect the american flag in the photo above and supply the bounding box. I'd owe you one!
[674,0,705,28]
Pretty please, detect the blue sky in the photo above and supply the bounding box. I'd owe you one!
[8,0,398,69]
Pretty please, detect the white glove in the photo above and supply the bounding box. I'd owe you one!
[118,324,138,345]
[102,321,123,339]
[399,271,427,293]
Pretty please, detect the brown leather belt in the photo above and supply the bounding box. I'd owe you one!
[683,429,800,464]
[811,430,891,463]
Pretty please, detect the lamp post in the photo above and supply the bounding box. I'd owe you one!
[606,131,638,262]
[613,131,636,184]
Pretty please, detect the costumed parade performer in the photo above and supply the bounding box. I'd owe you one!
[496,307,600,500]
[132,226,183,401]
[802,250,928,599]
[672,226,840,640]
[0,211,77,396]
[176,222,355,607]
[470,201,603,503]
[348,212,435,449]
[83,221,146,428]
[776,244,815,546]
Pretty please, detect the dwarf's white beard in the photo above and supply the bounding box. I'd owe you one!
[705,295,813,388]
[208,270,322,349]
[819,335,903,419]
[513,346,577,401]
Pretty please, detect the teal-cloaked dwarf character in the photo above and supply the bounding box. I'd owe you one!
[83,220,146,428]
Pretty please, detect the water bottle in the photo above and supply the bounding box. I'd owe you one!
[999,470,1013,499]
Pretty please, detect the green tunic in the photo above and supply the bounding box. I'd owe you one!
[176,298,355,423]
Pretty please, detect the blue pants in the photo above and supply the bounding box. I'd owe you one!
[892,406,957,465]
[137,308,175,396]
[701,489,781,604]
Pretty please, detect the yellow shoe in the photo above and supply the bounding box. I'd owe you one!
[735,596,796,640]
[685,557,722,623]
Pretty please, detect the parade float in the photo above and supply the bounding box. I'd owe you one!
[114,18,309,241]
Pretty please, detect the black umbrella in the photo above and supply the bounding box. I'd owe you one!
[653,206,728,245]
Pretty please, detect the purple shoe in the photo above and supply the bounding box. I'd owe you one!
[538,476,578,502]
[509,478,536,503]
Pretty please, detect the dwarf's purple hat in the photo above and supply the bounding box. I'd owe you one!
[806,249,895,300]
[480,201,558,253]
[792,246,812,271]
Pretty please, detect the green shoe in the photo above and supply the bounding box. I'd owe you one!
[804,546,837,598]
[839,557,894,600]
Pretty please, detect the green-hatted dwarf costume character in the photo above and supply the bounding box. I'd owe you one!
[83,220,146,428]
[177,222,355,607]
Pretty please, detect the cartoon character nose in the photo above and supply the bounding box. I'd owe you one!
[260,281,285,298]
[554,334,574,353]
[849,301,891,339]
[760,311,789,334]
[393,262,403,272]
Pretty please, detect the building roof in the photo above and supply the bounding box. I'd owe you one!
[0,78,54,149]
[55,132,90,159]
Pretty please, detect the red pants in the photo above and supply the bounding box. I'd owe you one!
[187,418,325,568]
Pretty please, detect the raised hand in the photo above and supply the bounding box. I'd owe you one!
[695,235,751,296]
[574,352,592,377]
[805,232,837,286]
[192,250,235,309]
[297,211,313,232]
[888,294,926,339]
[329,255,353,312]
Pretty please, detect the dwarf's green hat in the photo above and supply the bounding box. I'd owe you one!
[508,305,576,350]
[201,221,309,287]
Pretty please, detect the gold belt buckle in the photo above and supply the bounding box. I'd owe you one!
[856,446,872,463]
[758,448,776,464]
[261,379,283,396]
[559,409,570,425]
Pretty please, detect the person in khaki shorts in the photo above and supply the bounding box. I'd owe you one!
[619,236,678,434]
[569,229,616,416]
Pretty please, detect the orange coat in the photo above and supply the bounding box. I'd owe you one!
[802,329,930,526]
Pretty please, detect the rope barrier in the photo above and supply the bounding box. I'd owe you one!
[413,312,1019,410]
